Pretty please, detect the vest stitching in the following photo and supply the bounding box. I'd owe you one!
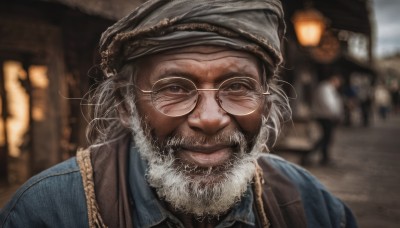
[77,148,107,228]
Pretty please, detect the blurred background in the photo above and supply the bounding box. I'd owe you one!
[0,0,399,227]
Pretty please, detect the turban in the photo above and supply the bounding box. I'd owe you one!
[100,0,285,79]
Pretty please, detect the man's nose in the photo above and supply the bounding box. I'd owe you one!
[187,92,230,135]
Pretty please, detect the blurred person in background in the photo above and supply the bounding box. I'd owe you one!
[343,84,358,126]
[355,77,373,127]
[0,0,357,227]
[311,75,343,165]
[389,79,400,114]
[375,82,392,120]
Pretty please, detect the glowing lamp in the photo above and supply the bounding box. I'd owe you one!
[292,9,326,47]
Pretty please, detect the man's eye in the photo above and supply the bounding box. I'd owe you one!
[226,83,251,91]
[157,84,189,94]
[167,85,186,93]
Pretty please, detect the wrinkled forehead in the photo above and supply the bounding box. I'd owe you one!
[135,45,264,82]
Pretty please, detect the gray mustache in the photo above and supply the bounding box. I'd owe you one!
[163,131,247,150]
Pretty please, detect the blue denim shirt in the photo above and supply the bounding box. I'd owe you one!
[0,157,88,227]
[0,150,357,228]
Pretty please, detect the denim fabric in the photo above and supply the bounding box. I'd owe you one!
[0,158,88,228]
[264,154,357,228]
[0,153,357,228]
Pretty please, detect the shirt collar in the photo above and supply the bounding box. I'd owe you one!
[128,146,168,228]
[128,146,255,227]
[222,187,256,227]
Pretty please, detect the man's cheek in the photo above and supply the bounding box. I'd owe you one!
[235,114,262,135]
[146,116,185,142]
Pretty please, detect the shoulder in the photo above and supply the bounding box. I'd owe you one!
[6,157,82,202]
[258,154,328,204]
[0,158,88,227]
[258,154,324,188]
[258,154,357,228]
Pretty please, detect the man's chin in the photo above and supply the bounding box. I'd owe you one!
[175,160,234,181]
[150,157,256,217]
[186,172,228,187]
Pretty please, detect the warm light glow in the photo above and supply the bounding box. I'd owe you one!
[0,98,4,145]
[310,31,340,63]
[3,61,29,157]
[292,9,326,47]
[32,107,44,121]
[30,66,49,89]
[29,66,49,121]
[1,62,49,157]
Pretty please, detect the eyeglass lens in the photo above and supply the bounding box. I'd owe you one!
[150,77,265,117]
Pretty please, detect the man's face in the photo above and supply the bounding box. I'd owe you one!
[135,46,263,169]
[130,46,268,217]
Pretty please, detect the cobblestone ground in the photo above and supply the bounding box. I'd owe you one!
[283,115,400,228]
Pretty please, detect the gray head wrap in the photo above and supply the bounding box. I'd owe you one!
[99,0,285,79]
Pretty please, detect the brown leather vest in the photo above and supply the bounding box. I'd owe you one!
[77,136,307,228]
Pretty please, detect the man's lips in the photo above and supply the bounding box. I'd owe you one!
[177,144,233,167]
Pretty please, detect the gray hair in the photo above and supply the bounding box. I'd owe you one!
[85,61,291,150]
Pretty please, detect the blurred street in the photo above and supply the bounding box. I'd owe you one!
[282,115,400,228]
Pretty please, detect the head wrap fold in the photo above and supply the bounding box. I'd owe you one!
[100,0,285,79]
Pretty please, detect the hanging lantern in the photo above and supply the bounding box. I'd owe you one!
[292,8,326,47]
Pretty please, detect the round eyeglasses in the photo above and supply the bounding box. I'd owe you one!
[136,77,270,117]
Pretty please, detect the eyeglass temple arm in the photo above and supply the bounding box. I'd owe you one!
[135,86,152,94]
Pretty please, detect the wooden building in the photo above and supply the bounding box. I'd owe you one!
[0,0,141,183]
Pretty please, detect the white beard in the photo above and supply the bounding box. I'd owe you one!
[129,112,269,218]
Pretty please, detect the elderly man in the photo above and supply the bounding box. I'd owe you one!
[0,0,357,227]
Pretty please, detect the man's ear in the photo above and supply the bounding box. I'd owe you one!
[117,102,132,128]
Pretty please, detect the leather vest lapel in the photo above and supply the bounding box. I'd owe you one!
[90,136,133,228]
[257,158,307,228]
